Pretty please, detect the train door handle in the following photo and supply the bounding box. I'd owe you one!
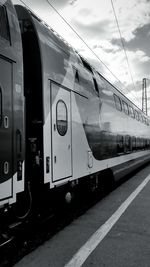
[4,116,9,128]
[4,161,9,174]
[54,156,56,163]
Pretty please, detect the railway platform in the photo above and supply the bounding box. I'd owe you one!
[14,164,150,267]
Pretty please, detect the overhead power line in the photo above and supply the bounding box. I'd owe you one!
[110,0,140,105]
[46,0,142,107]
[20,0,119,84]
[46,0,124,87]
[19,0,141,108]
[19,0,30,9]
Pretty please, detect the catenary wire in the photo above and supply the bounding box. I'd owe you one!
[18,0,141,108]
[45,0,124,87]
[110,0,140,105]
[46,0,142,107]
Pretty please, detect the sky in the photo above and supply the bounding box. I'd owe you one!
[12,0,150,114]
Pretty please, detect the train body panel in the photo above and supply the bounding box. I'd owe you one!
[0,1,150,213]
[0,0,24,208]
[0,58,13,201]
[15,4,150,191]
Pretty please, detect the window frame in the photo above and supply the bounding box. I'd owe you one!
[75,69,79,83]
[139,113,143,123]
[122,100,129,115]
[80,56,93,73]
[93,78,99,95]
[146,118,149,126]
[56,100,68,136]
[135,110,139,121]
[114,94,122,111]
[128,105,135,118]
[0,4,11,44]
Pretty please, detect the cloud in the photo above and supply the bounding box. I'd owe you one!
[12,0,150,112]
[135,51,150,63]
[69,0,78,5]
[111,23,150,57]
[124,82,150,112]
[92,41,120,54]
[113,0,150,41]
[36,0,69,10]
[72,19,111,39]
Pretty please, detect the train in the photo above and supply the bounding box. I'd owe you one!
[0,0,150,239]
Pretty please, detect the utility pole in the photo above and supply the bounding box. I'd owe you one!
[142,78,147,115]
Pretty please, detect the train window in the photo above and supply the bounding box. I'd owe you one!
[56,100,68,136]
[73,66,79,84]
[137,112,140,121]
[140,138,144,149]
[129,106,135,118]
[114,94,122,111]
[143,116,146,124]
[0,88,2,125]
[122,101,129,115]
[135,110,139,121]
[80,56,93,73]
[132,136,136,150]
[125,135,131,151]
[145,118,148,125]
[0,5,10,43]
[144,139,147,149]
[19,19,34,34]
[145,118,149,125]
[147,139,150,148]
[93,78,99,94]
[146,119,149,126]
[75,70,79,83]
[139,113,143,123]
[117,135,124,153]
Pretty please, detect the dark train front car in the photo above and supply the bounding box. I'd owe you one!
[0,0,150,233]
[0,0,24,214]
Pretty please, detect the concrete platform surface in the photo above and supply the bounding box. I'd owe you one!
[14,164,150,267]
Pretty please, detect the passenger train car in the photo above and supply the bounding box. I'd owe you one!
[0,0,150,222]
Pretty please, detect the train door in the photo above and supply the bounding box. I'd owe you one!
[51,82,72,181]
[0,57,13,200]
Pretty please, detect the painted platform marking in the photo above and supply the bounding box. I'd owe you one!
[65,174,150,267]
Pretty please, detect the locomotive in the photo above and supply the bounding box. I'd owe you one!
[0,0,150,234]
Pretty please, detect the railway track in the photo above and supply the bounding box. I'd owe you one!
[0,183,106,267]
